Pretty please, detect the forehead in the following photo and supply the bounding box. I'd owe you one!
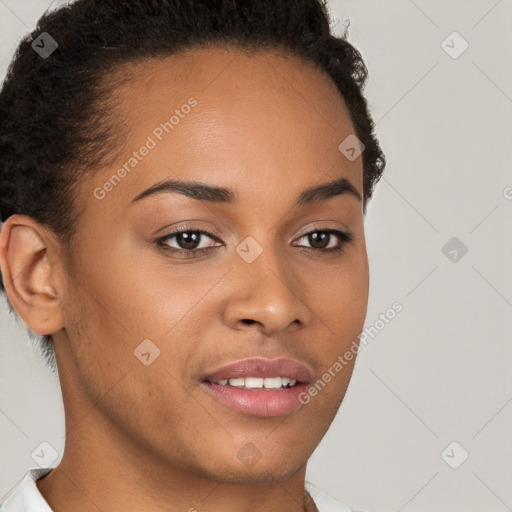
[83,47,362,214]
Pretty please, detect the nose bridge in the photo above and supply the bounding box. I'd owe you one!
[223,230,310,333]
[236,229,290,291]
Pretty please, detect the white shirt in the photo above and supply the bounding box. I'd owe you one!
[0,467,367,512]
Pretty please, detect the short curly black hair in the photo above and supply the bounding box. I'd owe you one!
[0,0,386,372]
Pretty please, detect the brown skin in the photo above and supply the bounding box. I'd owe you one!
[0,48,368,512]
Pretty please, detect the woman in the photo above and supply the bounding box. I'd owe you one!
[0,0,385,510]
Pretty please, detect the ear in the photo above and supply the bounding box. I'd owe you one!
[0,215,65,336]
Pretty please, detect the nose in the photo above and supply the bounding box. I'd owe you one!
[221,244,313,337]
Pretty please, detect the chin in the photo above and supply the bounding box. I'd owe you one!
[199,447,307,485]
[206,463,303,486]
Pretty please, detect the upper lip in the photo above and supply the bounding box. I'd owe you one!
[203,357,312,384]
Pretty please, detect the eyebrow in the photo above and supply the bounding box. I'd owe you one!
[129,176,362,206]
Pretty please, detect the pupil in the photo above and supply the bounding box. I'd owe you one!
[309,231,329,249]
[177,232,200,250]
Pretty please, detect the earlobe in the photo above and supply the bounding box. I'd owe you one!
[0,215,65,336]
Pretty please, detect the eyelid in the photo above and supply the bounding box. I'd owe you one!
[156,221,222,240]
[294,220,351,238]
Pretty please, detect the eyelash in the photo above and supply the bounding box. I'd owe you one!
[155,225,354,258]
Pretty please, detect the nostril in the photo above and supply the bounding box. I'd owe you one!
[242,319,256,325]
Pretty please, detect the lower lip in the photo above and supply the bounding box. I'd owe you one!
[201,381,309,417]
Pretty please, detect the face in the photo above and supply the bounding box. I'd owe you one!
[51,47,369,484]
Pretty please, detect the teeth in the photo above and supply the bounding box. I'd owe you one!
[212,376,298,389]
[244,377,264,388]
[227,377,245,387]
[262,377,283,389]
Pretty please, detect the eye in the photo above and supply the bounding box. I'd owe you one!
[292,229,353,254]
[156,227,221,258]
[155,226,354,259]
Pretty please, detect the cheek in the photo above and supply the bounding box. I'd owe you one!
[304,242,368,397]
[310,240,369,333]
[61,267,202,444]
[64,249,221,407]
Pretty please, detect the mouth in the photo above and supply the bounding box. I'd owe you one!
[200,357,312,417]
[204,375,302,389]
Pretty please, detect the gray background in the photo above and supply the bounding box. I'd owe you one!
[1,1,511,511]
